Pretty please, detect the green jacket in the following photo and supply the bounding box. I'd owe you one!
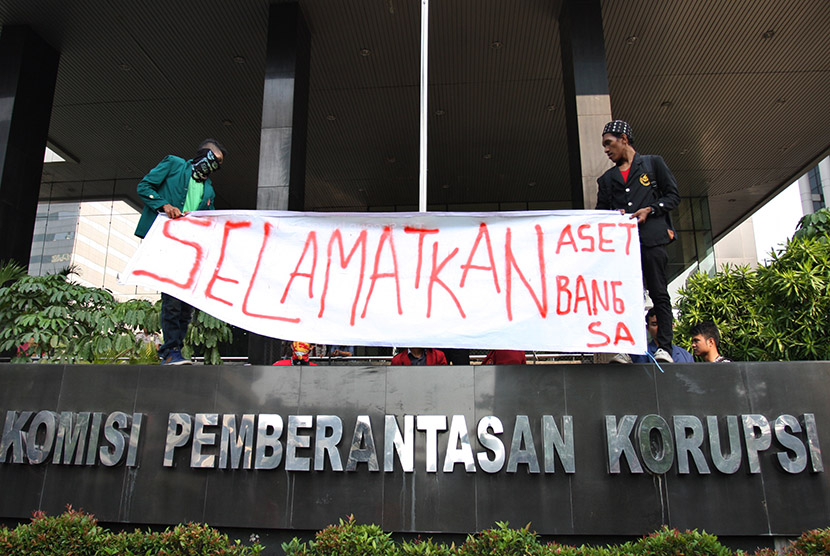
[134,155,215,238]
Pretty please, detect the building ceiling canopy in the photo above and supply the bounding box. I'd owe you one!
[0,0,827,239]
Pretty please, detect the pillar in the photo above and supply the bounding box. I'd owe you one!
[0,26,60,267]
[559,0,613,209]
[248,2,311,365]
[819,156,830,210]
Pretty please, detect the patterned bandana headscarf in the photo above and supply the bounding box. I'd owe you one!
[291,342,312,361]
[602,120,634,144]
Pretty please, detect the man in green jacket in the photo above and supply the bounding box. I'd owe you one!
[134,139,225,365]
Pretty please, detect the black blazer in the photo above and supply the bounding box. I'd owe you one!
[596,153,681,247]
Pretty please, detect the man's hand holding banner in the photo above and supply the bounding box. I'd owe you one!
[121,210,646,353]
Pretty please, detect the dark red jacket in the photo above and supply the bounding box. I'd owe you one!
[481,350,527,365]
[391,349,448,366]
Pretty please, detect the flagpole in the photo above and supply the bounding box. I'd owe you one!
[418,0,429,212]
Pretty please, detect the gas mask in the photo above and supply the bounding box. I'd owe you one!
[191,148,221,182]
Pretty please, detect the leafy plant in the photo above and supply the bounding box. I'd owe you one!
[618,526,732,556]
[675,226,830,361]
[456,522,546,556]
[140,522,263,556]
[0,506,105,556]
[0,507,263,555]
[793,207,830,242]
[0,260,26,287]
[786,527,830,555]
[675,264,761,361]
[183,308,233,365]
[283,515,398,556]
[0,265,158,364]
[0,261,237,364]
[400,537,455,556]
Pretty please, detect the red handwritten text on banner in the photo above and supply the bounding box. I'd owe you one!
[121,210,647,353]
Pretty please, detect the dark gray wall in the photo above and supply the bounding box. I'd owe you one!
[1,362,829,538]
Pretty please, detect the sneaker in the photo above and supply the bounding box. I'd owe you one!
[162,349,192,365]
[610,353,632,364]
[653,348,674,363]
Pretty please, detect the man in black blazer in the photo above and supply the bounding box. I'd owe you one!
[596,120,680,363]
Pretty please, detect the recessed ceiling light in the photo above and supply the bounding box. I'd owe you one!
[44,141,78,164]
[326,114,337,121]
[442,184,450,189]
[490,41,503,49]
[358,187,365,192]
[625,35,638,45]
[233,55,245,64]
[360,48,371,57]
[43,147,65,163]
[482,153,493,160]
[762,29,775,40]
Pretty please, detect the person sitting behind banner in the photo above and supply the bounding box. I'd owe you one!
[273,342,318,366]
[329,345,354,357]
[628,308,693,364]
[690,321,731,362]
[481,350,527,365]
[442,348,471,365]
[390,348,447,366]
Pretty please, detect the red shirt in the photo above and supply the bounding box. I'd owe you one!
[481,350,527,365]
[390,349,448,366]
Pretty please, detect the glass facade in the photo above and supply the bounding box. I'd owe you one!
[667,195,715,282]
[29,191,159,302]
[807,166,825,212]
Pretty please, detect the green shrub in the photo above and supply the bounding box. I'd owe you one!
[621,526,732,556]
[400,537,455,556]
[283,515,398,556]
[787,527,830,555]
[0,507,106,556]
[546,543,614,556]
[0,264,160,364]
[143,522,261,556]
[456,522,545,556]
[0,262,234,364]
[738,548,777,556]
[675,233,830,361]
[183,308,233,365]
[0,508,263,556]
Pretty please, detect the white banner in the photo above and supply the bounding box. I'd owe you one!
[121,210,647,353]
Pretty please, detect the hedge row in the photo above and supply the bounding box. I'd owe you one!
[2,509,829,556]
[0,507,263,555]
[285,517,830,556]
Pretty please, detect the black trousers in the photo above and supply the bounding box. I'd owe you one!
[641,244,672,353]
[159,292,194,358]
